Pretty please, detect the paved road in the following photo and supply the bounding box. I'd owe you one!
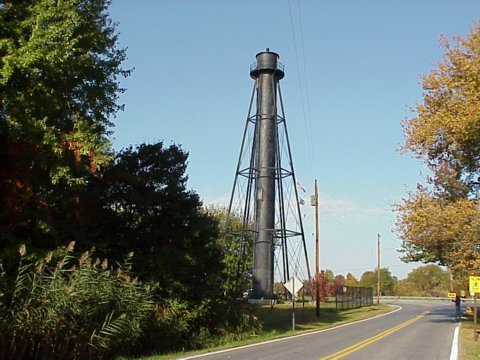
[181,301,458,360]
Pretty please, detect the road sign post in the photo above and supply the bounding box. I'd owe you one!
[474,295,478,341]
[284,276,303,332]
[469,276,480,340]
[292,277,296,331]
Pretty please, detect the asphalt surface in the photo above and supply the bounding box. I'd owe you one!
[181,300,458,360]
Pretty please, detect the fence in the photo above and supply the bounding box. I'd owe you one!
[334,285,373,310]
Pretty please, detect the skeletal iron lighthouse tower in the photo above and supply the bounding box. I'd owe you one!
[227,50,310,300]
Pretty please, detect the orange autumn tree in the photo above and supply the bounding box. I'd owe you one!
[396,23,480,283]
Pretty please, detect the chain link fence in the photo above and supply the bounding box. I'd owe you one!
[334,285,373,310]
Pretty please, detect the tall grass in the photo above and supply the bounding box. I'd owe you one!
[0,243,154,360]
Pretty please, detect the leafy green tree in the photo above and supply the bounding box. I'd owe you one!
[394,280,416,296]
[0,0,128,251]
[80,142,224,303]
[359,268,397,295]
[209,206,253,297]
[359,271,376,289]
[323,269,334,283]
[396,23,480,282]
[395,264,450,296]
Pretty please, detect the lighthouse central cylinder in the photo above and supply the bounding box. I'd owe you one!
[251,50,282,300]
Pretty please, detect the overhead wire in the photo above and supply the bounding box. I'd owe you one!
[287,0,316,180]
[287,1,400,278]
[296,0,315,177]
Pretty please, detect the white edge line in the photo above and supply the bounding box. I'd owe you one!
[449,324,459,360]
[178,305,402,360]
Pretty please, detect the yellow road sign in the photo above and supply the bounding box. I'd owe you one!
[469,276,480,293]
[447,292,456,298]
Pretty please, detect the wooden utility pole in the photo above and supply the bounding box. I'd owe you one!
[376,233,381,305]
[313,179,320,317]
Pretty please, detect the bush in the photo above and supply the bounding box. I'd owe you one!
[134,298,260,355]
[0,243,154,360]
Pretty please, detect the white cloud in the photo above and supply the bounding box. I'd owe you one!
[316,193,393,220]
[201,192,392,224]
[317,193,358,217]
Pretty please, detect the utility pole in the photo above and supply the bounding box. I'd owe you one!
[313,179,320,317]
[376,233,381,305]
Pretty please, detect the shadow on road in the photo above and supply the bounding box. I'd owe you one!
[257,304,385,332]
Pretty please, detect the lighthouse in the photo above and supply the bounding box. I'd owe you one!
[227,50,310,300]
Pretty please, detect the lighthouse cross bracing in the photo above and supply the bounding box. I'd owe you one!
[226,50,311,300]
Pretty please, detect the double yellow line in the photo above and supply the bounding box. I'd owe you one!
[320,311,429,360]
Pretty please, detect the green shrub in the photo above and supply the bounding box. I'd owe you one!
[135,297,202,352]
[0,243,154,360]
[134,297,261,355]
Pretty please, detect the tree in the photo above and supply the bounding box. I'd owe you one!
[80,142,224,303]
[311,270,334,301]
[359,268,397,295]
[345,273,359,286]
[359,271,376,288]
[333,274,345,293]
[396,23,480,282]
[396,191,479,280]
[0,0,129,251]
[406,264,450,294]
[395,264,451,296]
[205,205,254,297]
[323,269,335,283]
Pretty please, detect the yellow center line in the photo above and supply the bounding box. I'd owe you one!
[319,311,429,360]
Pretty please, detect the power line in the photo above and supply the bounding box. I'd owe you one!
[287,0,316,179]
[296,0,315,177]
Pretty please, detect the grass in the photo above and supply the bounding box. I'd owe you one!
[458,313,480,360]
[130,302,391,360]
[256,301,389,333]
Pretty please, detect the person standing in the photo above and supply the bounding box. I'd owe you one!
[452,295,462,321]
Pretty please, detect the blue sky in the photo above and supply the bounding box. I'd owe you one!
[108,1,479,280]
